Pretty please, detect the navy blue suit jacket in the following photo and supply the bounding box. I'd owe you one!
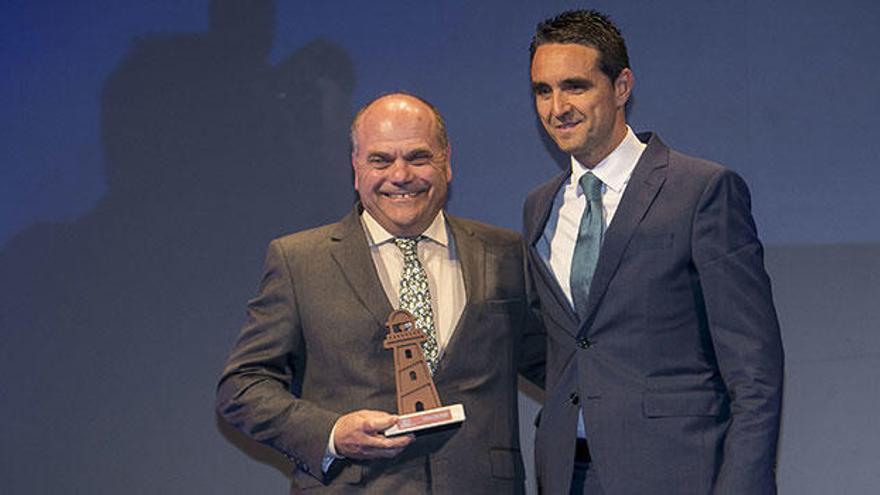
[524,133,784,494]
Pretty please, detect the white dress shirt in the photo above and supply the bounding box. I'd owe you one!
[324,209,466,469]
[538,126,647,307]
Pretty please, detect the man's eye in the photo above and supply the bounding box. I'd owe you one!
[409,156,431,166]
[368,157,392,168]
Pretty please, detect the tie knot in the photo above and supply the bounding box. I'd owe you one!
[579,173,603,201]
[394,236,421,257]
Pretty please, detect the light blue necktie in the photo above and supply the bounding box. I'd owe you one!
[395,236,440,374]
[570,173,604,318]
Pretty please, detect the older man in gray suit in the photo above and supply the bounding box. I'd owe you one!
[523,10,784,495]
[217,92,544,494]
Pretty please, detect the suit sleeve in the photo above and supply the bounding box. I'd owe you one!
[517,239,547,389]
[215,239,340,480]
[691,169,784,494]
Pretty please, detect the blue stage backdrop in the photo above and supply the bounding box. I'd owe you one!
[1,1,878,493]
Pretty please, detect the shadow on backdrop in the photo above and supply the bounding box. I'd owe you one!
[0,0,356,492]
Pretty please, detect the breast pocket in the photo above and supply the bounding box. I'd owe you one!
[642,389,727,418]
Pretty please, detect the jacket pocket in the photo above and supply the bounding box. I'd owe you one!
[489,447,524,480]
[642,389,726,418]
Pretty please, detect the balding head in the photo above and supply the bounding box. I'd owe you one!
[351,93,449,157]
[350,92,452,237]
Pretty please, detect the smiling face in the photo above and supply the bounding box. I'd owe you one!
[530,43,632,167]
[352,95,451,237]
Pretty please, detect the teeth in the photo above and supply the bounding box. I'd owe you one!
[386,192,420,198]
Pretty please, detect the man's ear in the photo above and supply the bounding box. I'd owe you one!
[614,68,634,108]
[444,145,452,182]
[351,155,359,190]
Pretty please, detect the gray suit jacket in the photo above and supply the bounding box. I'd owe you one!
[524,133,784,494]
[217,206,544,494]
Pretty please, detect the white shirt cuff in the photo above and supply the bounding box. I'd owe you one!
[321,418,345,473]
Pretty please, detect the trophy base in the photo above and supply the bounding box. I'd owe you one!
[384,404,466,436]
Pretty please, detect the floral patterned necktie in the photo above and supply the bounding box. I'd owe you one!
[394,236,440,374]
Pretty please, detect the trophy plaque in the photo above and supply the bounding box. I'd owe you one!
[382,309,465,436]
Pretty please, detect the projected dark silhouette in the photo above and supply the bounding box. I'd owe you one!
[0,1,355,492]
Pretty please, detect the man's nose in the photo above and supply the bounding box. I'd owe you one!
[551,92,570,118]
[388,160,414,182]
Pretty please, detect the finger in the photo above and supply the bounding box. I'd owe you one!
[362,413,398,433]
[382,433,414,449]
[335,410,392,436]
[348,433,415,451]
[354,432,410,452]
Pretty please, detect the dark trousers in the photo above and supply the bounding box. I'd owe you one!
[570,460,603,494]
[570,439,603,495]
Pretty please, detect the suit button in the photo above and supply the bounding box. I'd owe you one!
[577,337,592,349]
[569,393,580,405]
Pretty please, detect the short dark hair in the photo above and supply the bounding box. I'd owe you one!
[350,92,449,155]
[529,9,630,82]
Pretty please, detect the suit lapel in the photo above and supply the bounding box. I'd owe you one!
[525,172,568,247]
[526,172,580,333]
[434,215,484,375]
[578,134,669,334]
[328,206,394,329]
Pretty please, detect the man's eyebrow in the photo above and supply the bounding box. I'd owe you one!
[531,81,551,94]
[366,150,394,160]
[560,77,592,87]
[403,148,434,160]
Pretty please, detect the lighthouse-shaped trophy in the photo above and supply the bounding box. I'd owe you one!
[382,309,465,436]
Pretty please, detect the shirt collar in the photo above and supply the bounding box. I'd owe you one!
[361,209,449,247]
[570,126,646,194]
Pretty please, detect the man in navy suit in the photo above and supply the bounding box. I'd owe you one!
[523,10,784,494]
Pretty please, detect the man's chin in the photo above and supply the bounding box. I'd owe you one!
[377,213,427,237]
[553,137,584,154]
